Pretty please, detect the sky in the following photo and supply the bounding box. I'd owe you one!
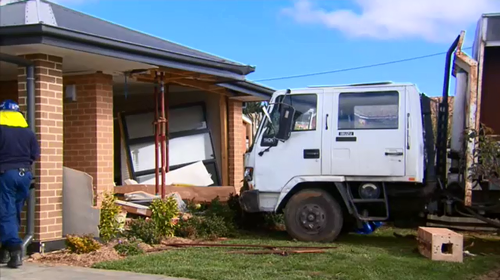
[52,0,500,96]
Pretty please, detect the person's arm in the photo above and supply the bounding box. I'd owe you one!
[30,131,40,163]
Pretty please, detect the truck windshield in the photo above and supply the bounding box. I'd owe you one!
[262,94,317,139]
[247,93,317,153]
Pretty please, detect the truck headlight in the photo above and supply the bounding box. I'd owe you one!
[244,167,253,181]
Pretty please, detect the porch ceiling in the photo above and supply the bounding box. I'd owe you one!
[0,43,156,80]
[0,44,271,101]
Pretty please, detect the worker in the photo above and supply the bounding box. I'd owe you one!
[0,99,39,269]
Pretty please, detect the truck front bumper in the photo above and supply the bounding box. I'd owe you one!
[239,190,261,213]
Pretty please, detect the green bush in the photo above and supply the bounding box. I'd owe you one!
[175,195,285,239]
[185,198,205,213]
[66,234,101,254]
[175,196,238,239]
[263,213,285,230]
[114,240,144,256]
[174,215,200,239]
[175,215,234,240]
[98,192,122,243]
[225,194,285,231]
[205,196,236,224]
[126,218,162,245]
[150,196,179,237]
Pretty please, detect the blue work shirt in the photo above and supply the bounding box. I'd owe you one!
[0,125,40,172]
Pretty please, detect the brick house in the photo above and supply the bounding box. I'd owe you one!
[0,0,273,252]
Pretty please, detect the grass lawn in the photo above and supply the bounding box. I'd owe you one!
[93,227,500,280]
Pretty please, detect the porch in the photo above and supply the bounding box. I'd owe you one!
[0,0,273,251]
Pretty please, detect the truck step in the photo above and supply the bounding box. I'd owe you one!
[358,216,389,221]
[352,199,386,203]
[347,182,389,221]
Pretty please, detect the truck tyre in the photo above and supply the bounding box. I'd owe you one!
[284,189,343,242]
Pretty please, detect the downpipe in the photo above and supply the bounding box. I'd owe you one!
[22,65,36,258]
[21,187,35,257]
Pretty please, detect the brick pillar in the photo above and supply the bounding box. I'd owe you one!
[228,100,245,191]
[18,54,64,241]
[0,80,19,102]
[63,73,114,207]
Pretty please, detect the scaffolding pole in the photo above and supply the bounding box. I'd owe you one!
[154,72,160,196]
[160,72,166,198]
[152,71,170,199]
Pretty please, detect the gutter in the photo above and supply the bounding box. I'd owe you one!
[0,24,254,77]
[0,53,36,258]
[217,80,275,100]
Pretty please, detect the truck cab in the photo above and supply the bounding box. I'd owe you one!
[240,82,433,242]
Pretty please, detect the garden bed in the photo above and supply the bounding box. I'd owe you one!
[26,237,197,268]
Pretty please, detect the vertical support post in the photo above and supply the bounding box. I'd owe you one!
[154,72,159,196]
[159,72,166,198]
[165,83,169,175]
[219,95,229,186]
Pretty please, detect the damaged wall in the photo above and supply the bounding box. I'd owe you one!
[114,88,221,185]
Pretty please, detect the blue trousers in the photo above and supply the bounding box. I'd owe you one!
[0,169,32,248]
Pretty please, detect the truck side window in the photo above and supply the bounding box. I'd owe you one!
[338,91,399,130]
[291,94,317,131]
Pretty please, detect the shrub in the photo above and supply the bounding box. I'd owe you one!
[126,218,162,245]
[98,192,122,243]
[114,240,144,256]
[185,198,204,213]
[150,196,179,237]
[174,215,200,239]
[205,196,236,225]
[175,215,234,240]
[263,213,285,230]
[175,195,285,239]
[175,196,238,239]
[66,234,101,254]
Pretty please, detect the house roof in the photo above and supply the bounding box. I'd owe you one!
[0,0,274,98]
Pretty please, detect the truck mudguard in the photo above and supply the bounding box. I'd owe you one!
[275,176,354,214]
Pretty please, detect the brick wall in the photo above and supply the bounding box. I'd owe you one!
[228,100,244,191]
[0,80,18,102]
[18,54,64,241]
[63,73,114,206]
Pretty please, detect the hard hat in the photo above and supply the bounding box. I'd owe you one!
[0,99,20,112]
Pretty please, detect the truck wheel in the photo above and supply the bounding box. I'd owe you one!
[284,189,343,242]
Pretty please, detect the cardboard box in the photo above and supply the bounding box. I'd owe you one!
[417,227,463,263]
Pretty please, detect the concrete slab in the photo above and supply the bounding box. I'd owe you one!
[0,263,189,280]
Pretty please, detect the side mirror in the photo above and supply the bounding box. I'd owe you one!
[275,106,295,141]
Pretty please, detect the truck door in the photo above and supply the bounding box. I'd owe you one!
[254,90,324,192]
[329,87,407,177]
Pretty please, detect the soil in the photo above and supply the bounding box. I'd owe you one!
[476,269,500,280]
[26,237,196,268]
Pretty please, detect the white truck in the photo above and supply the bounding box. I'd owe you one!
[240,21,500,242]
